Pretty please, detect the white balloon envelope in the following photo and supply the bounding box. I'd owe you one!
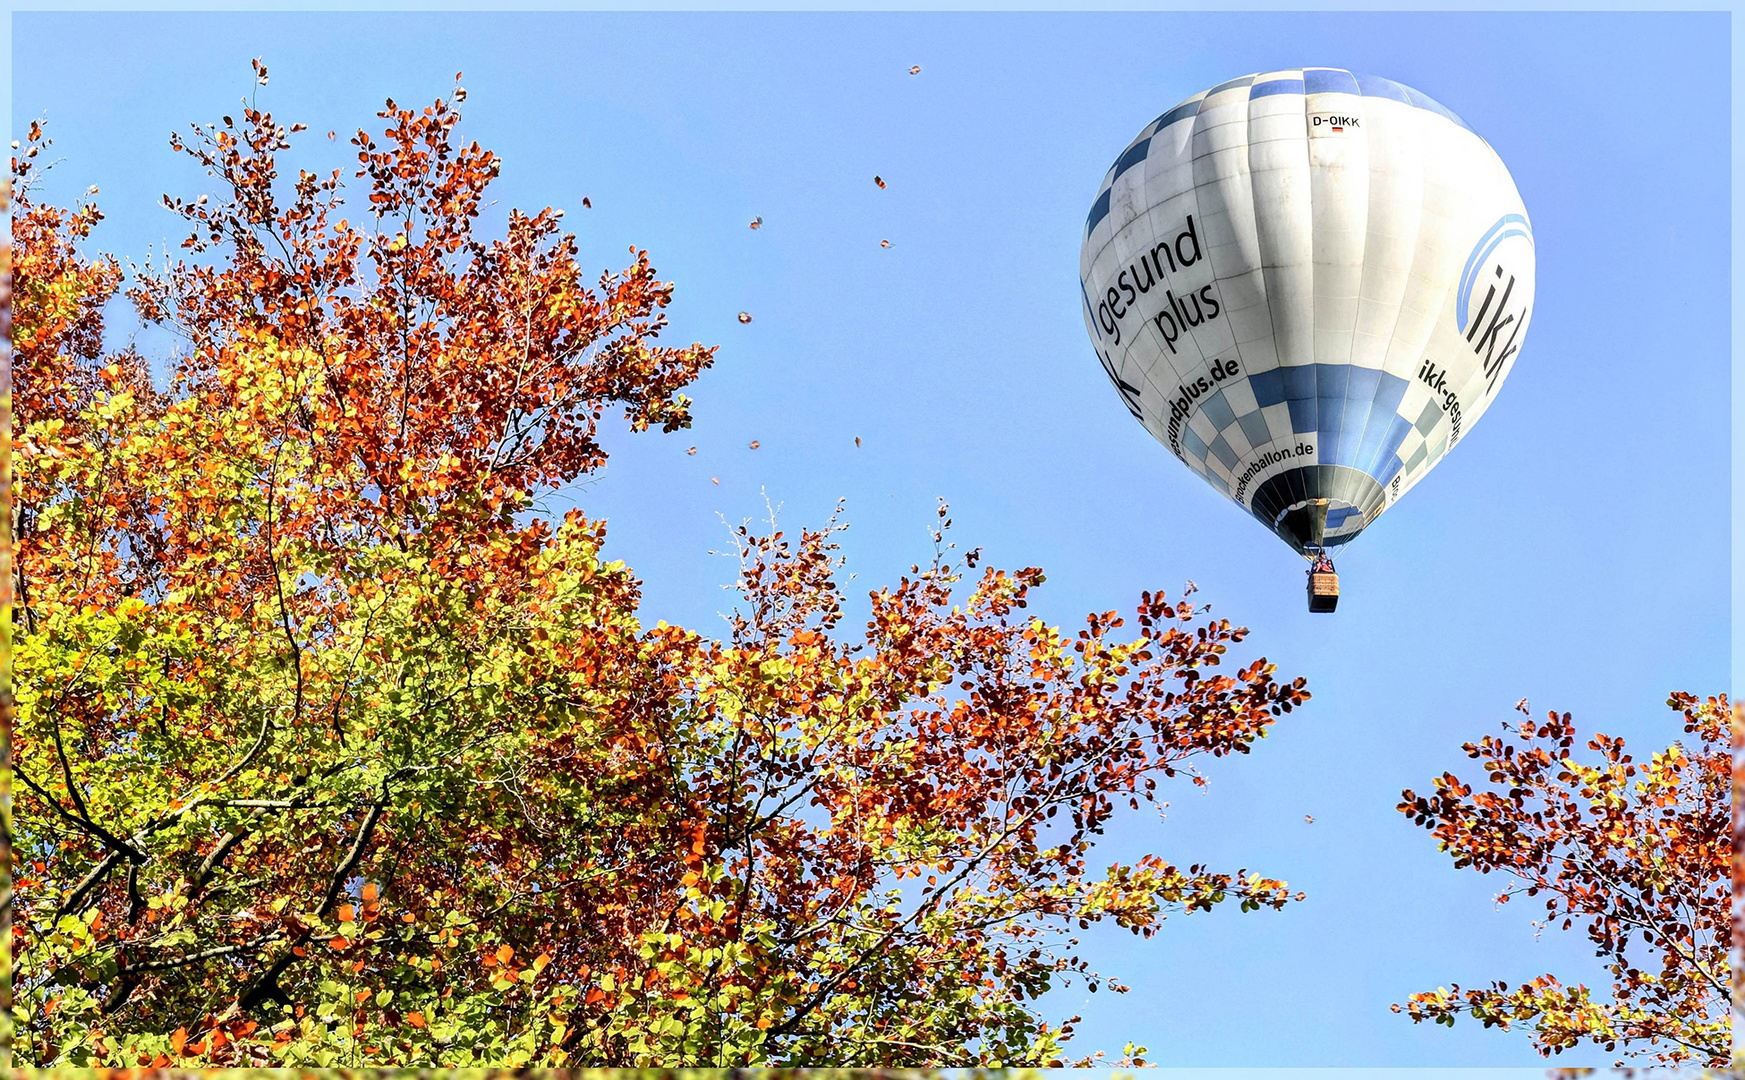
[1080,68,1534,558]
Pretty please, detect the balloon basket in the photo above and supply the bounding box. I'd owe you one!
[1307,571,1339,613]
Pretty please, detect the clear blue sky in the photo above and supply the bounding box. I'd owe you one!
[13,10,1730,1068]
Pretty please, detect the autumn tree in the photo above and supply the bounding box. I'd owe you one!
[13,64,1309,1069]
[1394,694,1730,1067]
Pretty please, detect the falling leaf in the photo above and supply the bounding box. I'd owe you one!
[712,477,719,485]
[855,436,862,447]
[582,196,592,208]
[879,239,891,248]
[909,65,922,75]
[737,312,753,324]
[1304,815,1314,824]
[750,216,763,229]
[171,1028,188,1056]
[874,176,887,189]
[749,440,760,450]
[687,446,697,455]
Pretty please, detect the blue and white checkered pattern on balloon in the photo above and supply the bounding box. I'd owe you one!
[1177,364,1421,497]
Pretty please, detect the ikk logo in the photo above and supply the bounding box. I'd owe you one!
[1456,214,1534,396]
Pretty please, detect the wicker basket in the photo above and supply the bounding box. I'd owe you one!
[1307,571,1339,613]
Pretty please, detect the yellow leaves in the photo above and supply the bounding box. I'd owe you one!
[18,119,1335,1059]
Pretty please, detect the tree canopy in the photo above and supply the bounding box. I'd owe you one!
[12,69,1310,1069]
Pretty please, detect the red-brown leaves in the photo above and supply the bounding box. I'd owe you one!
[12,122,129,431]
[1396,694,1730,1065]
[129,81,713,558]
[664,507,1307,1057]
[15,69,1310,1069]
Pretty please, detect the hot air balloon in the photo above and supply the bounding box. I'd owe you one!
[1080,68,1534,611]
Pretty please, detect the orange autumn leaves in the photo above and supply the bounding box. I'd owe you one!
[131,81,715,554]
[1395,694,1731,1066]
[12,88,709,1069]
[13,74,1311,1070]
